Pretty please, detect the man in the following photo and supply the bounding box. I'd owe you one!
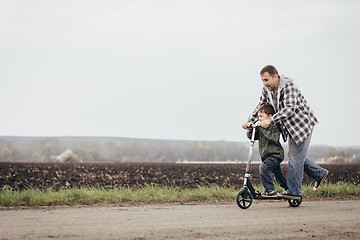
[242,65,328,198]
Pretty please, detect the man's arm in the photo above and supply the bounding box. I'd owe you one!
[271,81,297,123]
[258,82,298,128]
[248,87,269,123]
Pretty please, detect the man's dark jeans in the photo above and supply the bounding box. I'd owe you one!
[287,132,326,195]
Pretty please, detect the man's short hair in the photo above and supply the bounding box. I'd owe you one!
[258,103,275,116]
[260,65,279,77]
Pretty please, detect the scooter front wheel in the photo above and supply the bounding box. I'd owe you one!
[236,189,253,209]
[288,196,302,207]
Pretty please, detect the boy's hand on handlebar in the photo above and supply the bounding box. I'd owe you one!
[242,122,252,129]
[258,119,271,128]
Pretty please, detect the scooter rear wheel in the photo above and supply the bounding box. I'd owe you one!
[236,189,253,209]
[288,196,302,207]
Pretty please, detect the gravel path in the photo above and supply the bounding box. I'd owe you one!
[1,199,359,239]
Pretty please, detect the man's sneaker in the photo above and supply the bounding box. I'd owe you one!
[313,169,329,192]
[261,190,278,197]
[278,190,302,200]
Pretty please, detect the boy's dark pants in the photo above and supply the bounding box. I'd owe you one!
[259,156,288,192]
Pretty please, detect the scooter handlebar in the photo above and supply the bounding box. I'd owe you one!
[248,121,260,129]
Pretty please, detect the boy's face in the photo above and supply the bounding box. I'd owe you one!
[258,111,271,122]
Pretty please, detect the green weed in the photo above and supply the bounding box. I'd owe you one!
[0,183,359,207]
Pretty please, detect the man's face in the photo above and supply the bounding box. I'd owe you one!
[261,72,279,92]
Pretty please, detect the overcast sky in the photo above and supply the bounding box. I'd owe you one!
[1,0,359,146]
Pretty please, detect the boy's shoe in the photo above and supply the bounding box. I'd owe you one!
[261,190,278,197]
[313,169,329,192]
[278,190,302,200]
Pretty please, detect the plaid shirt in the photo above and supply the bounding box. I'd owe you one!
[248,76,318,145]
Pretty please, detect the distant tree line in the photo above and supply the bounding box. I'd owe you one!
[0,137,359,164]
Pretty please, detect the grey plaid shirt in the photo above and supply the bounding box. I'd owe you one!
[248,75,318,145]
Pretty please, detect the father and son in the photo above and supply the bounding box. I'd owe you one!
[242,65,328,198]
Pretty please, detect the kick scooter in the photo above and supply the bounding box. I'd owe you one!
[236,124,302,209]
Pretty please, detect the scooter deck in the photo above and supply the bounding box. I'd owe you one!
[254,195,301,200]
[278,194,302,200]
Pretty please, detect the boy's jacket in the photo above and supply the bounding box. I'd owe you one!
[247,123,284,161]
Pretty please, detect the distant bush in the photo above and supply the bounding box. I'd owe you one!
[55,149,82,163]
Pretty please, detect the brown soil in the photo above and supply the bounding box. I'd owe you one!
[1,162,359,190]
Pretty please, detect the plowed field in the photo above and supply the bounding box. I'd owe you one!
[1,162,359,190]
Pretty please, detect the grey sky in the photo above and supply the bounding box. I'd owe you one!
[1,0,359,146]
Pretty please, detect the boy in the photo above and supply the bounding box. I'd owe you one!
[247,103,288,197]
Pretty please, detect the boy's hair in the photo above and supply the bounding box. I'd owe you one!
[258,103,275,116]
[260,65,278,77]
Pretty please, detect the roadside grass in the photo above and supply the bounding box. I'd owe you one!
[0,183,359,207]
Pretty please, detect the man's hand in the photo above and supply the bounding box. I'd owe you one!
[242,122,252,129]
[258,119,271,128]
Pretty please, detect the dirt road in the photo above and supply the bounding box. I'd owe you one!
[1,200,359,240]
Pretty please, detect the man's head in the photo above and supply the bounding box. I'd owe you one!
[260,65,279,92]
[257,103,275,122]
